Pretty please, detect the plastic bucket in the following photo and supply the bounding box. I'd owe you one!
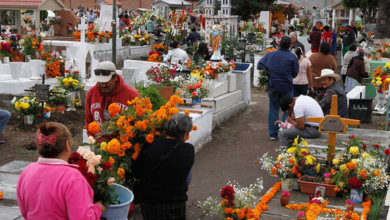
[101,184,134,220]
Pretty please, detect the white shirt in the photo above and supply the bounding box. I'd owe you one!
[293,95,324,127]
[167,48,189,64]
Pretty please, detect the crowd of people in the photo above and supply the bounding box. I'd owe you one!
[258,21,367,147]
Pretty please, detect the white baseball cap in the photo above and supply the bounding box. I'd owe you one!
[94,61,116,82]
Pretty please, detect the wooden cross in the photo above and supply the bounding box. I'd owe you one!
[78,18,89,44]
[307,95,360,161]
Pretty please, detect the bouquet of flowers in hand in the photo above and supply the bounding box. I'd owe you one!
[198,179,264,219]
[145,63,177,86]
[58,68,84,91]
[69,145,118,205]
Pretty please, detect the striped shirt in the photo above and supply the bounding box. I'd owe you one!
[293,57,311,85]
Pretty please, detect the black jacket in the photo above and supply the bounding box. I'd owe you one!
[186,31,201,44]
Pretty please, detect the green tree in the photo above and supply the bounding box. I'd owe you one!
[231,0,274,20]
[342,0,378,24]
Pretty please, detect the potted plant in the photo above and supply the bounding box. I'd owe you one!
[10,96,39,125]
[49,87,68,113]
[348,177,363,203]
[323,173,331,184]
[50,16,62,35]
[280,190,290,207]
[345,199,354,212]
[41,21,51,35]
[145,63,177,101]
[182,72,211,109]
[297,211,306,220]
[0,42,12,63]
[58,68,84,111]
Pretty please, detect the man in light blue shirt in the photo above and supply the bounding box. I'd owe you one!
[87,9,96,24]
[145,15,156,33]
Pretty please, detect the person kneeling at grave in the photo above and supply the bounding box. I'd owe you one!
[17,122,105,219]
[85,61,140,136]
[316,69,349,118]
[278,95,324,147]
[166,41,190,64]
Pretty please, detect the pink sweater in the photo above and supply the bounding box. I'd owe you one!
[17,157,101,220]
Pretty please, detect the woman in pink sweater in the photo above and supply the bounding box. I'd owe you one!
[17,122,105,220]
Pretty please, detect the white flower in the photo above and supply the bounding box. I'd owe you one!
[83,152,95,161]
[87,136,96,145]
[90,155,102,166]
[11,97,17,105]
[87,165,95,174]
[107,177,115,186]
[97,166,102,174]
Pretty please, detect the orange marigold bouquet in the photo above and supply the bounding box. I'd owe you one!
[152,43,168,52]
[371,63,390,92]
[198,178,264,220]
[87,95,185,184]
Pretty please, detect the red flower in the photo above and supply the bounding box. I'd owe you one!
[221,185,236,206]
[385,149,390,155]
[349,135,355,139]
[192,91,196,97]
[68,152,80,163]
[85,173,97,185]
[74,71,79,74]
[78,164,88,175]
[102,162,112,170]
[363,143,367,148]
[374,144,380,149]
[149,51,155,55]
[348,177,362,189]
[77,158,86,167]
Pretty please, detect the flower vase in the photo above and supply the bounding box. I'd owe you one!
[158,86,175,102]
[101,184,134,219]
[324,177,331,185]
[350,188,363,203]
[297,216,307,220]
[281,178,293,192]
[24,115,34,125]
[105,38,110,43]
[55,104,65,113]
[66,91,77,111]
[192,98,202,109]
[280,196,289,207]
[375,90,387,114]
[2,57,9,63]
[345,203,354,212]
[292,178,300,191]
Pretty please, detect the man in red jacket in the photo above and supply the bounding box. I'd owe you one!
[85,61,139,135]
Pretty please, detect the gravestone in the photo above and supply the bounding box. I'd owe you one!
[30,60,43,80]
[349,99,373,123]
[99,5,119,32]
[8,62,23,81]
[122,67,140,87]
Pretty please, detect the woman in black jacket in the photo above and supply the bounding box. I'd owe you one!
[132,113,195,220]
[193,42,210,62]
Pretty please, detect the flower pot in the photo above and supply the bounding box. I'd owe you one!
[298,176,337,197]
[350,188,363,203]
[55,104,65,113]
[24,115,34,125]
[101,184,134,220]
[53,24,61,36]
[192,98,202,109]
[324,177,331,185]
[66,91,77,111]
[292,178,300,191]
[281,178,293,192]
[280,196,289,207]
[297,216,307,220]
[2,57,9,63]
[157,86,175,102]
[345,203,354,212]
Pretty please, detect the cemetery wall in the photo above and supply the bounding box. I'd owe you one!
[59,0,154,11]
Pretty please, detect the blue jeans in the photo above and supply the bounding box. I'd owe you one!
[268,90,293,138]
[0,109,11,134]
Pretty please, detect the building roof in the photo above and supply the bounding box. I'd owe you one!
[95,0,123,6]
[152,0,191,6]
[0,0,65,10]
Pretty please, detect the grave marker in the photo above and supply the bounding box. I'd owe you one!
[77,18,89,44]
[307,95,360,161]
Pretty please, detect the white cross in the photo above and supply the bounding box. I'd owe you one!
[78,18,89,44]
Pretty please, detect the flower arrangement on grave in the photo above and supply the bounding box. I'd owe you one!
[97,31,105,42]
[147,50,163,62]
[181,71,211,100]
[371,64,390,92]
[151,43,168,53]
[87,95,188,184]
[300,5,305,9]
[380,42,390,58]
[72,31,81,41]
[10,96,39,116]
[20,31,44,59]
[68,145,118,205]
[106,31,113,39]
[49,87,68,105]
[200,61,236,80]
[121,34,132,46]
[0,42,12,58]
[50,16,61,25]
[312,5,318,9]
[58,68,84,91]
[40,21,51,32]
[145,63,177,86]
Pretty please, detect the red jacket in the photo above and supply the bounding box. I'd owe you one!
[321,31,333,46]
[85,75,139,135]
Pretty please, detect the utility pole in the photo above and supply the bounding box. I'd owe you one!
[112,0,117,64]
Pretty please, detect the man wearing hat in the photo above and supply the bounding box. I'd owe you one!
[85,61,140,135]
[278,95,324,147]
[257,36,299,140]
[317,69,349,118]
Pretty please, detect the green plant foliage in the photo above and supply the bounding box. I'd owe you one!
[221,35,239,61]
[342,0,378,23]
[231,0,274,20]
[135,82,167,111]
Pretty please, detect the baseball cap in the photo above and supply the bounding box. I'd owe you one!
[94,61,116,83]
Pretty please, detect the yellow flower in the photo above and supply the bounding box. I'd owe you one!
[305,155,316,165]
[351,159,358,164]
[287,147,296,154]
[338,182,345,188]
[293,137,298,146]
[340,164,346,171]
[332,158,340,165]
[302,140,308,147]
[299,148,309,157]
[349,146,359,155]
[316,163,321,174]
[277,155,282,162]
[100,142,107,151]
[24,96,30,100]
[361,152,370,159]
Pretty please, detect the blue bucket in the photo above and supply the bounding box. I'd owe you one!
[101,184,134,220]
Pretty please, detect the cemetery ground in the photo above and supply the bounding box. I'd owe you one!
[0,88,387,219]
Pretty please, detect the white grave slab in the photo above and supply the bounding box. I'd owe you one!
[227,73,237,92]
[122,67,140,87]
[347,86,366,107]
[207,80,228,98]
[259,11,270,38]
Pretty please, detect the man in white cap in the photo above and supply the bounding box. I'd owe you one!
[85,61,139,135]
[316,69,348,118]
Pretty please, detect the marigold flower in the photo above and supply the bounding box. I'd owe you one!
[346,162,356,170]
[224,207,233,214]
[117,167,125,176]
[184,110,190,116]
[146,134,154,143]
[107,138,121,154]
[359,170,367,180]
[108,156,115,164]
[108,103,121,117]
[88,121,100,134]
[332,158,340,165]
[192,125,198,131]
[100,142,107,151]
[271,168,277,175]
